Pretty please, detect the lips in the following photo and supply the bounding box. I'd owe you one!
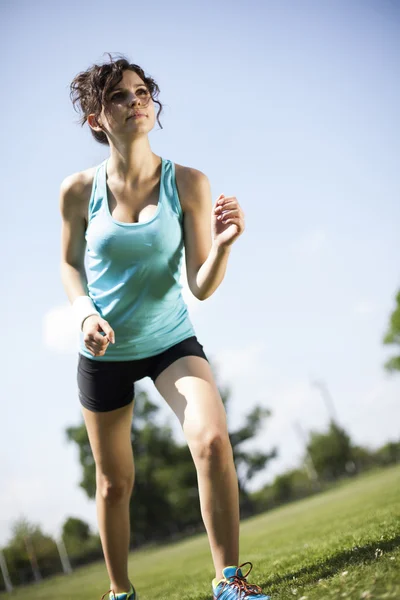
[127,113,146,119]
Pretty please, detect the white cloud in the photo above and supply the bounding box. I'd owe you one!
[42,305,79,354]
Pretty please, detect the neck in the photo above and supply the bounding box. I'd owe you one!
[107,136,160,184]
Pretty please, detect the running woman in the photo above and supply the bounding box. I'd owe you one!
[60,54,271,600]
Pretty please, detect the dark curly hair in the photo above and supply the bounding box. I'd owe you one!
[70,53,163,145]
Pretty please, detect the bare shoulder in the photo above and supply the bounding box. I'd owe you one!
[59,166,97,220]
[174,163,211,212]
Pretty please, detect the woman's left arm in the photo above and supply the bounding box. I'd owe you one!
[175,165,245,301]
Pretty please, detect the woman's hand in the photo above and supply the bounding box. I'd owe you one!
[82,316,115,357]
[212,194,245,248]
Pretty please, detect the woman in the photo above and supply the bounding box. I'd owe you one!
[60,54,271,600]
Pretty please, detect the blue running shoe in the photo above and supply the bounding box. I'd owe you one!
[212,562,271,599]
[101,583,137,600]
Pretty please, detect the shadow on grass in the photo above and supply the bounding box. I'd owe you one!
[262,534,400,589]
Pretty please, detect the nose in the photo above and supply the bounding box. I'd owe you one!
[130,92,141,106]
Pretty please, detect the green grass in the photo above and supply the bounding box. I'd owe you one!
[2,465,399,599]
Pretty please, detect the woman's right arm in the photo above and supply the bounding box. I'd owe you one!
[59,173,115,356]
[59,173,90,303]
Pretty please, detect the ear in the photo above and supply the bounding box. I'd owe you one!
[87,113,103,132]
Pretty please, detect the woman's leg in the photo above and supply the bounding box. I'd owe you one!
[82,401,135,594]
[154,356,239,579]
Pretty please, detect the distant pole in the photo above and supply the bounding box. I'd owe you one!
[24,536,42,582]
[311,379,339,423]
[0,549,13,592]
[293,421,319,483]
[55,538,72,574]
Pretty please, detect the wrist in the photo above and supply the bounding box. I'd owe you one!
[212,240,232,255]
[81,314,99,330]
[72,296,100,331]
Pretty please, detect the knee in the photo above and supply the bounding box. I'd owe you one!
[97,472,134,504]
[190,430,232,466]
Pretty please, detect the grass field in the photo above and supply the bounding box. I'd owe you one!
[2,465,399,599]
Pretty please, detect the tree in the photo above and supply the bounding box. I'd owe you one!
[350,445,376,473]
[383,289,400,372]
[62,517,90,542]
[252,467,314,512]
[61,517,101,560]
[3,518,61,585]
[271,468,312,504]
[374,440,400,466]
[66,358,276,543]
[306,421,353,481]
[226,397,277,513]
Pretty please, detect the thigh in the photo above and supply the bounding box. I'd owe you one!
[77,355,136,477]
[82,401,135,478]
[77,354,135,413]
[149,336,208,384]
[154,353,228,441]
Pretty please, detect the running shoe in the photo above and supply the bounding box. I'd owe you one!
[212,563,271,599]
[101,582,137,599]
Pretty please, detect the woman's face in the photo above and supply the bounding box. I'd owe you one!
[91,69,156,140]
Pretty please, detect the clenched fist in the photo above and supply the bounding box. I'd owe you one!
[82,315,115,357]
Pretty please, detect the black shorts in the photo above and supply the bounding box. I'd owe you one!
[77,335,208,413]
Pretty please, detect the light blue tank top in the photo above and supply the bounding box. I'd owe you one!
[79,157,196,361]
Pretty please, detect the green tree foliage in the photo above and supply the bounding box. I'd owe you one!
[61,517,102,561]
[2,518,61,585]
[374,440,400,466]
[62,517,90,542]
[251,468,315,511]
[350,445,377,473]
[66,360,275,543]
[271,469,313,504]
[306,421,353,481]
[228,402,277,514]
[383,289,400,372]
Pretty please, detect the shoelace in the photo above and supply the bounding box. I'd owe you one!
[215,562,264,599]
[100,590,131,600]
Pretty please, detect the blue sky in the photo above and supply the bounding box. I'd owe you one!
[1,0,399,546]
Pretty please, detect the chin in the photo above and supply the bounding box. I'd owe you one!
[128,122,154,133]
